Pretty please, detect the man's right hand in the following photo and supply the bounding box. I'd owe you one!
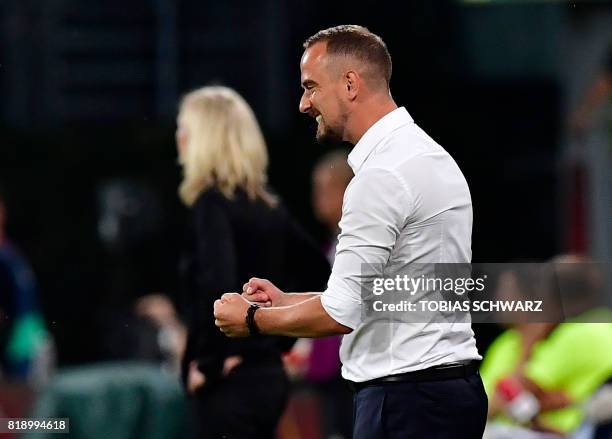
[242,277,285,307]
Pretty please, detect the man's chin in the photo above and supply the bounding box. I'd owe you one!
[315,128,343,146]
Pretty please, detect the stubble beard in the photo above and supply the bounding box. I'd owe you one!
[315,112,347,146]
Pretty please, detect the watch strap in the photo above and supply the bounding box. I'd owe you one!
[246,303,261,336]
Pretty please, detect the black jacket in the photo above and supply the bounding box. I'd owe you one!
[179,187,330,389]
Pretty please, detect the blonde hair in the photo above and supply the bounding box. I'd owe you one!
[177,86,275,207]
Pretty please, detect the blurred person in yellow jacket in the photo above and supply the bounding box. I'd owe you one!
[481,255,612,435]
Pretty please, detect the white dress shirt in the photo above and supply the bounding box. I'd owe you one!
[320,107,481,382]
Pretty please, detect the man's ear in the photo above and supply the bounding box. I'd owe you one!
[345,71,359,101]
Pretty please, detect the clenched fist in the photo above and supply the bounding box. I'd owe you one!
[214,293,251,337]
[241,277,286,307]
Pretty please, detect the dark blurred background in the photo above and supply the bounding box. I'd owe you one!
[0,0,610,366]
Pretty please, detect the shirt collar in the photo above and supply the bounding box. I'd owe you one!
[347,107,413,174]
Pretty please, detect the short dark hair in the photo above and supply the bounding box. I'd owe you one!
[304,25,392,89]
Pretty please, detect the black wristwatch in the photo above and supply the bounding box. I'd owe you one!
[246,303,261,336]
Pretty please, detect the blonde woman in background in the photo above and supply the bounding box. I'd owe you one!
[176,86,330,439]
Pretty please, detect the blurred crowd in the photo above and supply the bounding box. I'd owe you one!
[1,40,612,439]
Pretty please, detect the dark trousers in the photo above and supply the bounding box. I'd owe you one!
[353,372,488,439]
[314,377,354,439]
[193,364,289,439]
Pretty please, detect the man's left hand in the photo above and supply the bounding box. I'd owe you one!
[214,293,251,337]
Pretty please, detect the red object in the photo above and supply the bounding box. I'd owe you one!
[497,377,522,401]
[496,377,540,423]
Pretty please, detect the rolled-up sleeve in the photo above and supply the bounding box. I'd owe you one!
[321,167,412,329]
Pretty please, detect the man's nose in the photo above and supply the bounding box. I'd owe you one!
[299,92,311,114]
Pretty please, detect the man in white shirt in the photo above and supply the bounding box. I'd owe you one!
[214,25,487,438]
